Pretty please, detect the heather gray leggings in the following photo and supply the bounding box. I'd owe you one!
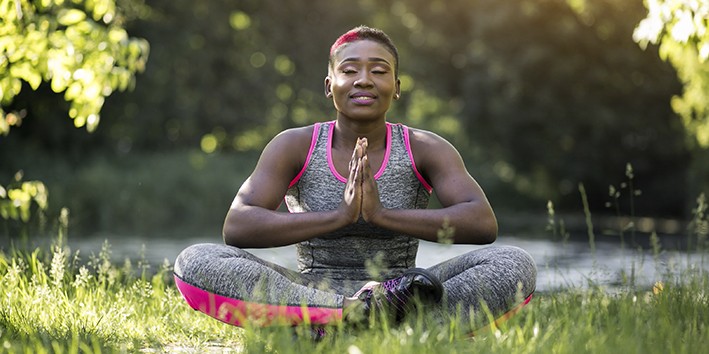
[174,243,537,325]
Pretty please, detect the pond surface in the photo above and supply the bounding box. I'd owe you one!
[66,233,708,292]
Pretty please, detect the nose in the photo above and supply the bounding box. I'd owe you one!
[354,72,373,88]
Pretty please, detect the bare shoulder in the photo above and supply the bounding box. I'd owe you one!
[254,124,316,175]
[238,124,317,208]
[406,127,468,183]
[264,125,315,157]
[407,127,459,162]
[270,125,315,150]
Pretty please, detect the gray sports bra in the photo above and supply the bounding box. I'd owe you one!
[285,121,431,281]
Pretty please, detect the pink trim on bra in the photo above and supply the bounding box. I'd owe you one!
[403,125,433,193]
[288,124,321,188]
[326,121,346,183]
[374,123,392,179]
[327,121,392,183]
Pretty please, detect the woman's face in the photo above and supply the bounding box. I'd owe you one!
[326,40,400,121]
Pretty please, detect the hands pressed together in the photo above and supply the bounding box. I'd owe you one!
[341,137,384,224]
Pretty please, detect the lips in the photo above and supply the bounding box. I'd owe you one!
[350,92,376,105]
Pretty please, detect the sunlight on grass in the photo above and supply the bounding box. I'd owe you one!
[1,234,707,353]
[1,182,708,353]
[0,239,244,353]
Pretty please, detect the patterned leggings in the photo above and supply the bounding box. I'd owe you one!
[173,243,537,327]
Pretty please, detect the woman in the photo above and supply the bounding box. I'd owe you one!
[174,25,536,334]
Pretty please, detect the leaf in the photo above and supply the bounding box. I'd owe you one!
[0,116,9,135]
[9,62,42,90]
[74,113,86,128]
[57,9,87,26]
[64,81,82,100]
[92,0,110,21]
[50,75,68,93]
[25,70,42,90]
[108,28,127,43]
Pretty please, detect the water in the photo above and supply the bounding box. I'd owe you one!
[66,233,708,292]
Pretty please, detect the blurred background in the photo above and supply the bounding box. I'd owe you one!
[2,0,708,277]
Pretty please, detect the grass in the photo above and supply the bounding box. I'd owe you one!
[1,165,707,352]
[0,233,707,354]
[0,241,244,353]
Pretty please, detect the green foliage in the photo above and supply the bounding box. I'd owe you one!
[48,150,255,235]
[0,171,47,222]
[688,192,708,252]
[0,148,258,236]
[0,241,243,352]
[429,0,687,213]
[1,175,708,352]
[0,0,699,222]
[1,236,708,352]
[634,0,709,147]
[0,0,149,134]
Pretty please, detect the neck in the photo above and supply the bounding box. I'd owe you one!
[333,118,387,151]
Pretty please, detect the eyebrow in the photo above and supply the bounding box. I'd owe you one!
[338,57,392,66]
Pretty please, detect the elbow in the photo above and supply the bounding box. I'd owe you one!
[480,219,498,244]
[457,203,498,244]
[222,223,238,246]
[481,210,498,244]
[462,210,497,244]
[222,211,246,247]
[223,220,253,248]
[222,197,263,248]
[451,218,497,245]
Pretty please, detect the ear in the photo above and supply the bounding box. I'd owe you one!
[394,78,401,100]
[324,76,333,98]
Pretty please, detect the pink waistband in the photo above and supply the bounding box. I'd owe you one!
[174,275,343,327]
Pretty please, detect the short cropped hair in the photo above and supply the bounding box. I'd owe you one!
[329,25,399,78]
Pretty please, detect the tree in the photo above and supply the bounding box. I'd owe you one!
[0,0,149,231]
[387,0,689,215]
[634,0,709,147]
[1,0,697,233]
[0,0,149,135]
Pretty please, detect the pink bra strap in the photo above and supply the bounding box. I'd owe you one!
[288,123,321,188]
[403,125,433,193]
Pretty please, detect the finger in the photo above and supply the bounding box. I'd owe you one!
[349,138,360,169]
[362,154,371,179]
[356,138,367,160]
[362,155,377,192]
[355,157,363,185]
[348,153,359,184]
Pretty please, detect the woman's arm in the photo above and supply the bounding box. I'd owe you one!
[222,127,356,248]
[363,129,497,245]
